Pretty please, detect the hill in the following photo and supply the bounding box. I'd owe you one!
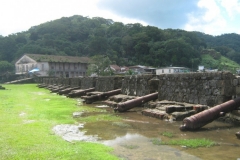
[201,52,240,73]
[0,15,240,74]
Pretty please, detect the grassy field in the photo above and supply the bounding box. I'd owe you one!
[0,84,119,160]
[201,54,240,73]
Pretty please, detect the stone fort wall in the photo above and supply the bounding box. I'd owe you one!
[37,72,240,106]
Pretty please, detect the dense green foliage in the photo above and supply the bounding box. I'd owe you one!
[195,32,240,67]
[0,61,14,74]
[1,15,240,73]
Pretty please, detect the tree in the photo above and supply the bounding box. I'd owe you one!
[0,61,14,75]
[87,55,112,76]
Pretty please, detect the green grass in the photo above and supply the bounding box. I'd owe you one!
[151,138,216,148]
[161,131,174,138]
[0,84,118,160]
[201,54,240,73]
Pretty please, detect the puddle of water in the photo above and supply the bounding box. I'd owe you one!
[102,133,201,160]
[95,105,109,108]
[79,105,240,160]
[52,124,98,142]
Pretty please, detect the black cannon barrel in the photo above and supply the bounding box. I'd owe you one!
[37,84,48,88]
[58,86,81,95]
[46,84,60,90]
[0,85,5,90]
[84,89,121,104]
[67,88,95,98]
[180,97,240,131]
[114,92,158,112]
[51,85,70,93]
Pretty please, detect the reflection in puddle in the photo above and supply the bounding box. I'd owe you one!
[95,105,109,108]
[76,105,240,160]
[102,133,200,160]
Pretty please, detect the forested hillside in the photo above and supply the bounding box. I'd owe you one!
[0,15,240,74]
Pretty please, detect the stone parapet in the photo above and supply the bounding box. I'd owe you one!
[36,72,239,106]
[157,72,236,106]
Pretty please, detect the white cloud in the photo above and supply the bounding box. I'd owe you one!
[0,0,102,36]
[0,0,148,36]
[184,0,228,35]
[1,0,239,36]
[220,0,240,18]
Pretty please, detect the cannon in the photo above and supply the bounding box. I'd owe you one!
[37,83,48,88]
[58,86,81,95]
[50,85,70,93]
[114,92,158,112]
[67,88,95,98]
[0,85,5,90]
[83,89,121,104]
[180,97,240,131]
[46,84,61,90]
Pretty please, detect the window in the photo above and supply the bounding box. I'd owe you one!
[74,64,77,70]
[68,63,70,69]
[169,69,171,73]
[42,64,44,71]
[162,70,164,73]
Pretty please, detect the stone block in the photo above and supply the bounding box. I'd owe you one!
[233,79,238,86]
[236,86,240,96]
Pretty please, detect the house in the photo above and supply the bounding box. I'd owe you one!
[15,54,91,78]
[128,65,156,74]
[104,65,129,75]
[109,65,121,72]
[120,66,129,73]
[156,67,190,75]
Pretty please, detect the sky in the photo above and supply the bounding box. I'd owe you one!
[0,0,240,36]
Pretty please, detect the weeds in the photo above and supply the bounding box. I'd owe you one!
[162,131,174,138]
[151,138,215,148]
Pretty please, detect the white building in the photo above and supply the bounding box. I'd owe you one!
[15,54,91,77]
[128,65,156,74]
[156,67,189,75]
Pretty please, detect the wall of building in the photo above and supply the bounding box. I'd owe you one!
[16,58,87,78]
[48,62,87,78]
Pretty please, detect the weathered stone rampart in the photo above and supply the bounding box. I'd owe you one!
[80,77,96,89]
[69,78,81,87]
[121,75,155,96]
[157,72,236,106]
[37,72,240,106]
[95,76,123,92]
